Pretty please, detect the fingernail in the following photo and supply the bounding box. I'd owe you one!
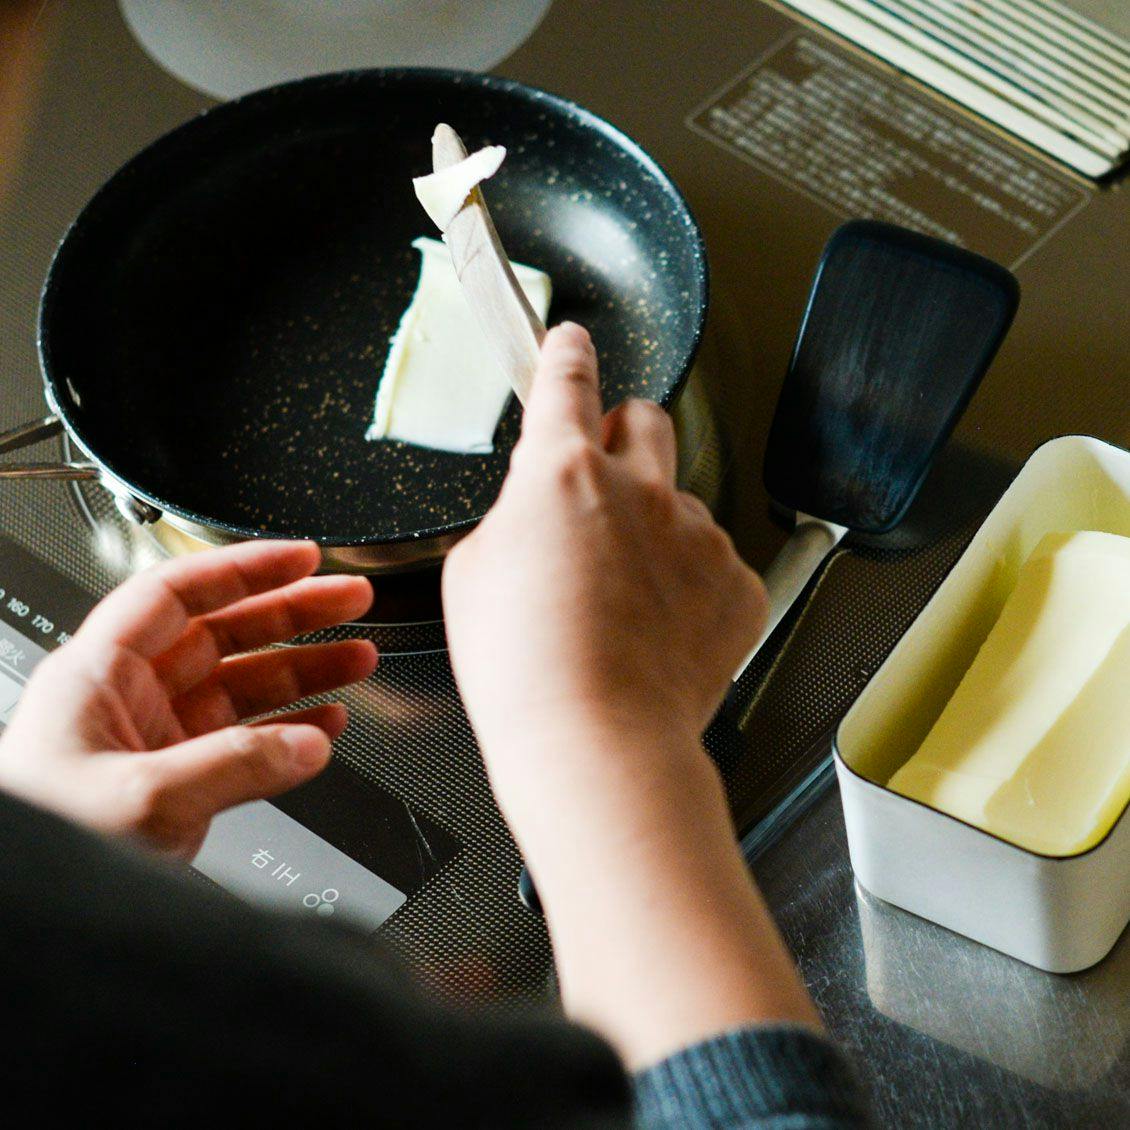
[561,322,595,351]
[281,725,330,771]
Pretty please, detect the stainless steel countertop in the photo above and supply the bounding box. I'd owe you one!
[756,785,1130,1126]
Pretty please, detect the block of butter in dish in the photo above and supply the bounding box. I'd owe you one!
[888,530,1130,858]
[835,436,1130,973]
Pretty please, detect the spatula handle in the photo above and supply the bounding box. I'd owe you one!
[732,514,847,682]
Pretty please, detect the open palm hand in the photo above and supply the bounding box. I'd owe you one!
[0,540,376,858]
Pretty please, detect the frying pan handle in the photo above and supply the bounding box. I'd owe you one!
[0,414,98,479]
[0,414,64,454]
[0,463,101,480]
[732,514,848,683]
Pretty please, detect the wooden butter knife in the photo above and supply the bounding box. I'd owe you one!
[430,123,546,405]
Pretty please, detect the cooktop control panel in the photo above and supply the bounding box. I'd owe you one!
[195,758,458,931]
[0,537,90,723]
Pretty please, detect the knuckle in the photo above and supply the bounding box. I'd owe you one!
[638,477,676,518]
[254,729,297,779]
[552,437,604,488]
[81,643,143,693]
[747,565,770,612]
[715,525,740,557]
[214,727,283,794]
[119,764,167,832]
[225,725,272,766]
[627,397,671,431]
[132,568,179,614]
[740,566,770,636]
[600,401,627,435]
[678,491,713,522]
[201,618,234,662]
[117,767,188,851]
[548,346,597,385]
[701,521,736,561]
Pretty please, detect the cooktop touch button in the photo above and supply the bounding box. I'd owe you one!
[195,800,407,932]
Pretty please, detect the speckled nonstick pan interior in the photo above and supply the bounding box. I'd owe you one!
[38,69,708,570]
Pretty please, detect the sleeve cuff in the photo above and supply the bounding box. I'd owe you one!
[633,1024,868,1128]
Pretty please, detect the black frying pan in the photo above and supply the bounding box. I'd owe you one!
[0,69,708,571]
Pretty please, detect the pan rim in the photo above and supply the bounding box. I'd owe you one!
[38,66,709,549]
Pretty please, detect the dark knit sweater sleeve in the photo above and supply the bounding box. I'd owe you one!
[0,784,867,1129]
[0,788,629,1128]
[633,1024,869,1129]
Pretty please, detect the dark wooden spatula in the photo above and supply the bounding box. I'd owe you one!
[734,220,1020,680]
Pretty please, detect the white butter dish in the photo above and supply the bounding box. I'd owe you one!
[835,435,1130,973]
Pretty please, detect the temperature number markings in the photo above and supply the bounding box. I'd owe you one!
[0,587,71,646]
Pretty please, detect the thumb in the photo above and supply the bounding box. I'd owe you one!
[130,723,330,830]
[522,322,603,444]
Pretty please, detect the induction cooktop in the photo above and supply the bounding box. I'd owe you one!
[1,0,1126,1009]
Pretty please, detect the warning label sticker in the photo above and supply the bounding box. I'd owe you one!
[687,33,1089,268]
